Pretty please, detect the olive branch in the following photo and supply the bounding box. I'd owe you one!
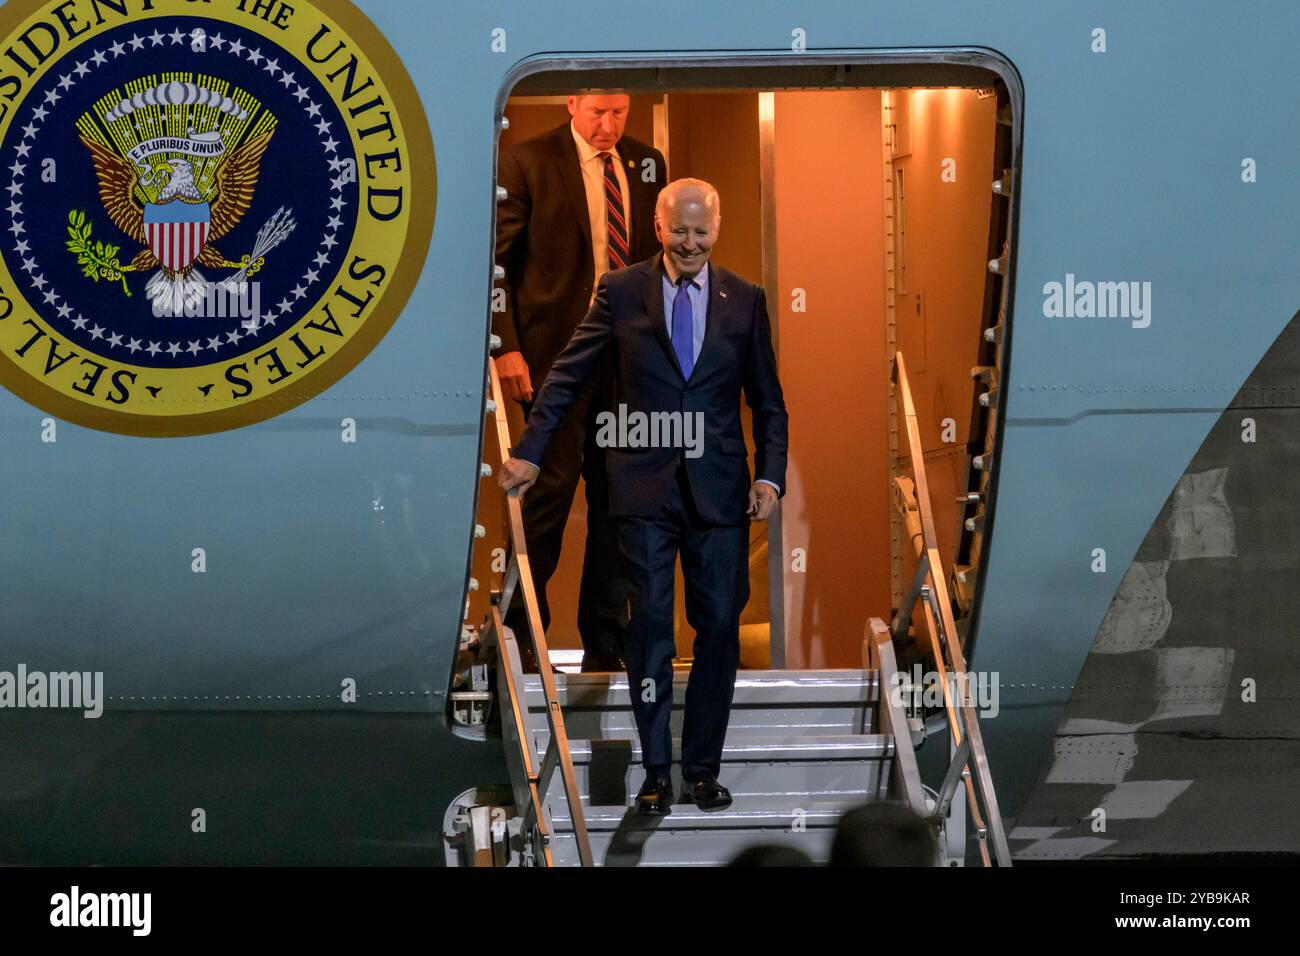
[65,210,130,297]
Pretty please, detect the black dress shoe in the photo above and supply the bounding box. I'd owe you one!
[635,774,673,816]
[680,773,733,811]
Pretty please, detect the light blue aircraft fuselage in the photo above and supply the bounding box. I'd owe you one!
[1,0,1295,863]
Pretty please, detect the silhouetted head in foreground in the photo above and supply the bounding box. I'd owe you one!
[829,802,940,867]
[729,845,816,867]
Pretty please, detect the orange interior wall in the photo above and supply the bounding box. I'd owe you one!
[665,93,762,280]
[771,90,889,668]
[892,89,998,591]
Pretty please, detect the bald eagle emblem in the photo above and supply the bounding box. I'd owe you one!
[69,76,297,317]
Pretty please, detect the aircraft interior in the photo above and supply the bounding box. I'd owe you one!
[471,65,1010,675]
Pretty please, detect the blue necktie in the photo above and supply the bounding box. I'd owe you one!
[671,276,696,379]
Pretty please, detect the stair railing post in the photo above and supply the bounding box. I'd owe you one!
[486,360,593,867]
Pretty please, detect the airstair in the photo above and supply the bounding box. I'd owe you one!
[446,353,1010,867]
[502,624,923,866]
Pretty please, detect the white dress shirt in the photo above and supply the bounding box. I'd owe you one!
[571,121,632,301]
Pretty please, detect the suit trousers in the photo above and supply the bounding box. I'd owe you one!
[616,464,750,781]
[506,373,628,668]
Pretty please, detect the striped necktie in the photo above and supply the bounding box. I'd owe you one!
[599,151,629,271]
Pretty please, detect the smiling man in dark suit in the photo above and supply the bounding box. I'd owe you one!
[498,179,788,814]
[494,93,665,673]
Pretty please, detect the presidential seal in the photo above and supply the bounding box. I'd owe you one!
[0,0,434,435]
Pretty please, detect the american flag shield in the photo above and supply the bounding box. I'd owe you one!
[143,200,211,272]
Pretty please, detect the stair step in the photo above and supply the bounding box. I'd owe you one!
[551,795,857,830]
[552,733,892,764]
[537,734,891,808]
[550,828,835,867]
[551,781,882,809]
[522,669,878,709]
[522,671,879,738]
[536,709,875,737]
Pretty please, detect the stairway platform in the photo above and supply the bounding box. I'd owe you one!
[522,669,879,708]
[521,669,881,736]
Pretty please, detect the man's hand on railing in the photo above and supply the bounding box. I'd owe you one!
[498,457,541,496]
[747,482,778,521]
[494,351,534,403]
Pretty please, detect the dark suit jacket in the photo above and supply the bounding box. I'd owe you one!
[494,123,666,389]
[514,254,789,525]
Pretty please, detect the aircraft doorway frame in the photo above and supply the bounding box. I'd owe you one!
[490,49,1024,669]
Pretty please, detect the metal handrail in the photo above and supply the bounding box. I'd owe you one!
[484,359,593,867]
[889,351,1011,867]
[865,618,927,816]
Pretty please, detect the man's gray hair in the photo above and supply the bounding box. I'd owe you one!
[656,178,721,225]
